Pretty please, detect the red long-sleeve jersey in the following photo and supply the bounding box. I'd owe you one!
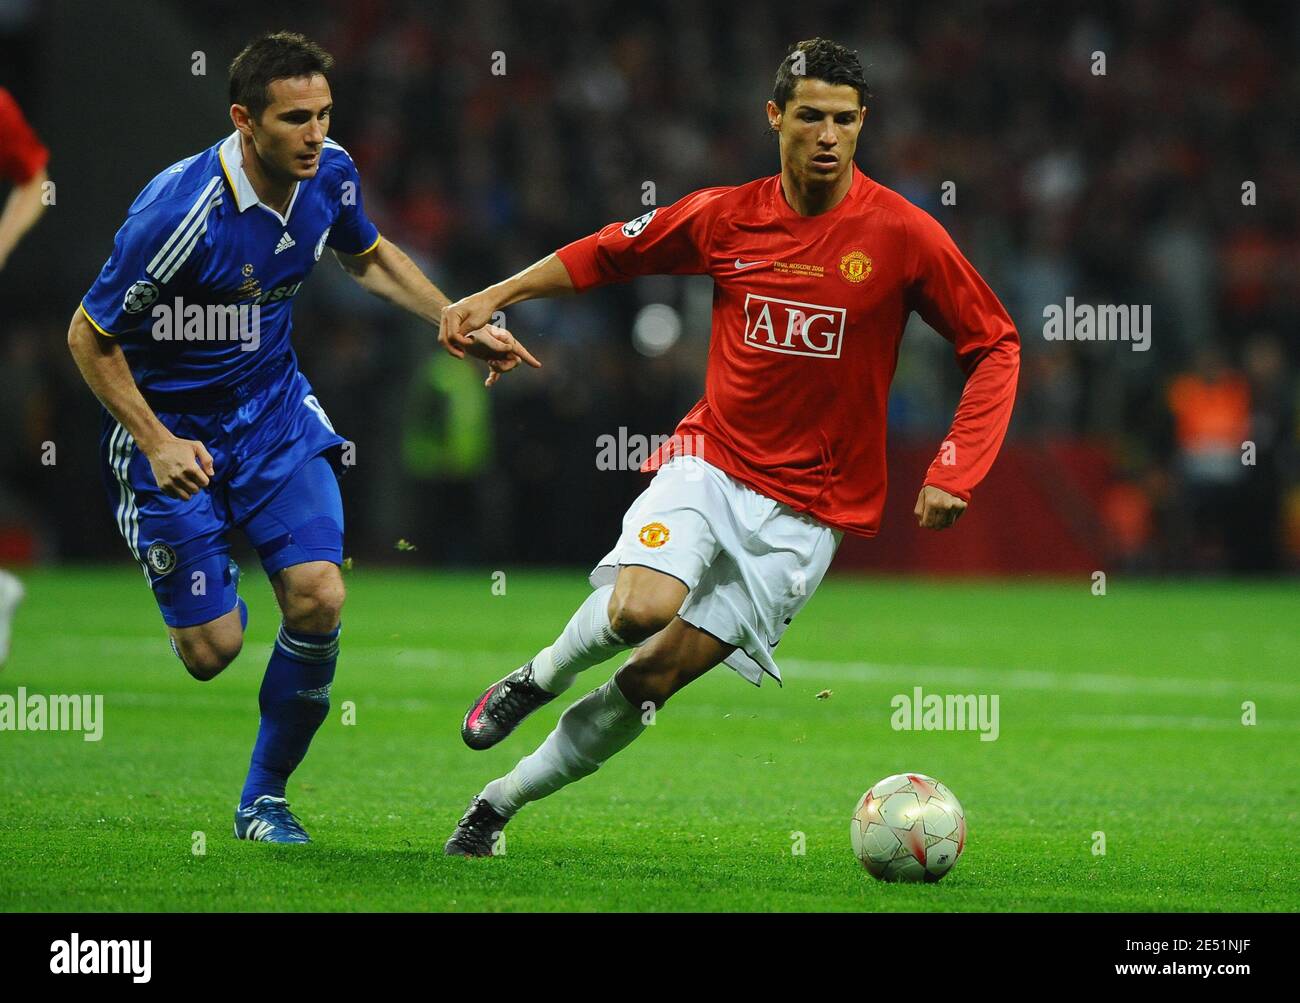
[0,88,49,184]
[556,166,1020,538]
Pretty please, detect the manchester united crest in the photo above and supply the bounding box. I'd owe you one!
[638,522,670,548]
[839,250,872,284]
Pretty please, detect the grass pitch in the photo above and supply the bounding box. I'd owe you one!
[0,567,1296,912]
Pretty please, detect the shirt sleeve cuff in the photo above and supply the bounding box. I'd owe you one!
[352,231,382,256]
[11,145,49,185]
[555,233,605,292]
[79,302,115,337]
[921,475,972,503]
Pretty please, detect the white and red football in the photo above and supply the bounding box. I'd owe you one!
[851,773,966,882]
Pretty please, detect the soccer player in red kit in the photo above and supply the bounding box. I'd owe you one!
[438,38,1020,854]
[0,86,49,273]
[0,85,50,666]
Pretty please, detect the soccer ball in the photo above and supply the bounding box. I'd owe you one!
[850,773,966,883]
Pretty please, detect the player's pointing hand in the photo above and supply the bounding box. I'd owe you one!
[464,323,542,387]
[145,435,214,501]
[440,290,542,386]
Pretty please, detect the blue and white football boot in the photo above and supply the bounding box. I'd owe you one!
[234,795,311,843]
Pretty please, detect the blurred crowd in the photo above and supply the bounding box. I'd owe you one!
[1,0,1297,572]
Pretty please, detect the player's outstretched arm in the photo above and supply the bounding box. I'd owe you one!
[442,191,720,367]
[439,253,574,361]
[333,237,447,326]
[66,308,213,500]
[335,238,541,386]
[0,165,48,272]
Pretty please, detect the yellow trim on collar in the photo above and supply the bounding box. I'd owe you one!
[217,144,239,203]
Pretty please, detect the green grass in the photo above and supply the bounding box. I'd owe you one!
[1,567,1297,911]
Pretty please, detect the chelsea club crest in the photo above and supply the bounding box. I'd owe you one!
[145,542,177,577]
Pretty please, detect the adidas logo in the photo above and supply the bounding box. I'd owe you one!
[242,818,276,840]
[274,232,296,255]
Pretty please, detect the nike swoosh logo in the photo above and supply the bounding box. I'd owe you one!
[734,258,767,270]
[465,687,494,730]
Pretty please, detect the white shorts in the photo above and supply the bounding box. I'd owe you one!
[589,455,842,686]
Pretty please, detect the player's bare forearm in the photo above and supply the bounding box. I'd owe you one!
[336,239,540,385]
[0,167,49,271]
[439,253,574,348]
[67,308,213,499]
[333,237,448,326]
[490,253,576,310]
[67,309,169,451]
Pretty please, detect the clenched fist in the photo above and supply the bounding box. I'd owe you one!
[914,484,967,530]
[146,435,214,501]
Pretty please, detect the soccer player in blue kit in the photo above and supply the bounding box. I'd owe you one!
[67,32,538,842]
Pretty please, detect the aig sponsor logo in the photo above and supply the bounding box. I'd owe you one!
[742,294,846,359]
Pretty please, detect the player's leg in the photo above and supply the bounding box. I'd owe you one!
[547,562,690,679]
[461,565,688,749]
[166,560,246,681]
[234,455,344,841]
[612,612,732,707]
[461,456,722,750]
[446,615,734,855]
[99,411,245,679]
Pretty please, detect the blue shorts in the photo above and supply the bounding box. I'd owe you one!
[99,364,346,628]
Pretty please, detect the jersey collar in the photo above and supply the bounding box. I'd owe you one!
[771,163,866,224]
[217,131,300,226]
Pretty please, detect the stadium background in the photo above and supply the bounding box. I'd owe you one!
[1,0,1297,577]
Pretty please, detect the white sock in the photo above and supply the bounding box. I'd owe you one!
[531,584,628,695]
[482,676,647,817]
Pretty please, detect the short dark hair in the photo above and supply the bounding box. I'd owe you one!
[772,38,870,111]
[229,31,334,122]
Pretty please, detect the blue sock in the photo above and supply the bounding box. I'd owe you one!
[239,622,339,808]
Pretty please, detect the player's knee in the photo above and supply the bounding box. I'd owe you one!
[183,655,225,682]
[179,632,242,681]
[607,593,674,645]
[282,572,345,631]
